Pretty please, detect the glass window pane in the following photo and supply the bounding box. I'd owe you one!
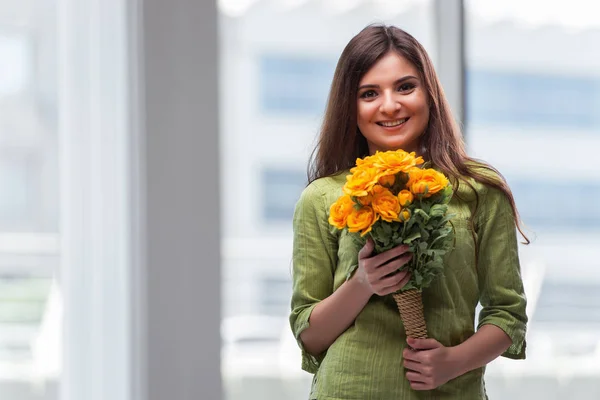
[0,1,59,399]
[466,1,600,398]
[219,1,435,399]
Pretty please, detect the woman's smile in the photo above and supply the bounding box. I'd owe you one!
[376,117,410,129]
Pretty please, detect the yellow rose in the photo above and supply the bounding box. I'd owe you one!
[373,150,424,175]
[408,168,450,197]
[400,209,411,221]
[328,195,355,229]
[397,189,414,206]
[347,206,378,236]
[343,167,379,197]
[371,185,401,222]
[350,154,377,174]
[378,174,396,187]
[356,194,373,206]
[406,166,423,186]
[356,154,376,168]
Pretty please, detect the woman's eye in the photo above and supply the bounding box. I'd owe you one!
[397,83,416,92]
[360,90,377,99]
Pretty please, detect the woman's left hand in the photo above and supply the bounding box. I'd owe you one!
[402,337,463,391]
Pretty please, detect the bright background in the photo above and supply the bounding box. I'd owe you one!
[0,0,599,399]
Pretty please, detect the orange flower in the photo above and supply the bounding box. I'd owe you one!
[372,150,424,175]
[356,193,373,206]
[328,195,355,229]
[400,209,411,221]
[378,174,396,187]
[371,185,401,222]
[355,154,376,168]
[350,154,377,174]
[397,189,414,206]
[406,167,423,186]
[343,167,379,197]
[407,168,449,197]
[347,206,378,236]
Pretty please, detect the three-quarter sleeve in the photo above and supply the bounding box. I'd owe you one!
[475,185,528,359]
[289,181,338,374]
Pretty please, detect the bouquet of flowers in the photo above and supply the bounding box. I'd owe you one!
[328,149,454,339]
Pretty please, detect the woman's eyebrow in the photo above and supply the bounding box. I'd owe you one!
[358,75,418,91]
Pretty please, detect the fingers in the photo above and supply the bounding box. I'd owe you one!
[394,272,412,291]
[378,269,408,288]
[378,253,412,277]
[402,348,422,362]
[403,342,449,391]
[405,363,433,391]
[363,248,412,289]
[358,241,413,296]
[358,237,374,260]
[371,253,413,295]
[406,369,434,391]
[408,381,431,391]
[377,270,411,295]
[403,360,422,373]
[407,338,442,351]
[364,244,410,271]
[405,370,425,380]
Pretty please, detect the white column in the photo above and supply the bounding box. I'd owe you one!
[133,0,222,399]
[58,0,131,399]
[434,0,465,127]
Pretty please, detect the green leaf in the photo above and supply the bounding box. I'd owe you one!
[382,223,392,236]
[414,270,423,285]
[403,231,421,244]
[398,282,418,292]
[430,227,453,247]
[430,204,447,217]
[414,209,430,223]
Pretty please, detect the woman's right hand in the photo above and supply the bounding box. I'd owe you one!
[353,237,413,296]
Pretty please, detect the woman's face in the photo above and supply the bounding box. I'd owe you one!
[356,51,430,155]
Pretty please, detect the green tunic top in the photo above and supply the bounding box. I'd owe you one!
[289,169,528,400]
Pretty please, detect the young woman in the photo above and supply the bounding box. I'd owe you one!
[290,25,528,399]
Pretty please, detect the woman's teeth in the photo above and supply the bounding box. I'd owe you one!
[378,118,408,127]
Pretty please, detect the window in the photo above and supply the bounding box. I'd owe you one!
[466,1,600,397]
[260,55,336,115]
[509,178,600,230]
[467,69,599,130]
[533,281,600,327]
[0,5,59,398]
[258,275,292,316]
[0,34,31,95]
[262,168,306,222]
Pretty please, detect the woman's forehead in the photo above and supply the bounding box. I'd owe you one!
[359,52,420,85]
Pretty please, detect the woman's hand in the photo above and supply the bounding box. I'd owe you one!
[402,337,464,391]
[353,237,412,296]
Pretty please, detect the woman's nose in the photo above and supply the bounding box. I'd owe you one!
[379,92,401,115]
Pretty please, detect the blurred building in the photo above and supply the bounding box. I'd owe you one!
[218,1,600,398]
[219,0,600,312]
[0,0,599,399]
[0,0,58,394]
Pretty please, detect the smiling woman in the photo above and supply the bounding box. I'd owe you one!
[290,24,529,399]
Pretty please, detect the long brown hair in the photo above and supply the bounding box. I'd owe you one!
[308,24,529,243]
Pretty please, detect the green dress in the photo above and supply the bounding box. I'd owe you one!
[289,169,528,400]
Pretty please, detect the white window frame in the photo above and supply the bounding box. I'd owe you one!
[58,0,221,399]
